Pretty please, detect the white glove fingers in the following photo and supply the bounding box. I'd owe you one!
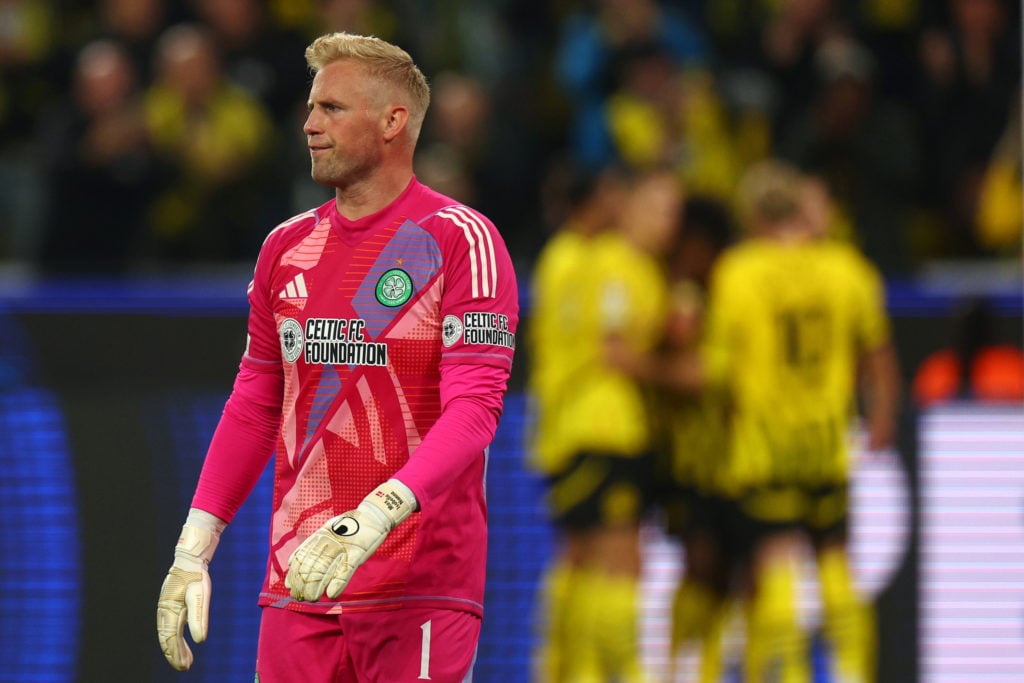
[286,545,312,600]
[326,576,346,600]
[157,572,194,671]
[157,606,193,671]
[303,548,338,601]
[184,572,212,642]
[289,532,345,601]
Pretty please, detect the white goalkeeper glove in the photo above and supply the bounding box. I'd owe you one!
[156,508,226,671]
[286,479,416,602]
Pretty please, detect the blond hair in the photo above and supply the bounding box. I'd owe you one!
[734,158,804,230]
[305,32,431,140]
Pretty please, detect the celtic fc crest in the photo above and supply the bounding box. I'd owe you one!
[375,268,413,307]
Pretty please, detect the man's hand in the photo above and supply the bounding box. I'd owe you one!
[286,479,416,602]
[156,509,225,671]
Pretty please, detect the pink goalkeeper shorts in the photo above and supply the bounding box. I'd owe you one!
[255,605,481,682]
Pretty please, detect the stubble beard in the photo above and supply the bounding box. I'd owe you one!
[310,149,377,190]
[310,154,343,188]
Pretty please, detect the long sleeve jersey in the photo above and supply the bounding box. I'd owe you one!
[191,177,519,616]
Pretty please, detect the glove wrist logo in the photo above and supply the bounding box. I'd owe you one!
[330,516,360,536]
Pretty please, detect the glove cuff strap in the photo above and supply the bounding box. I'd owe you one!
[177,509,226,564]
[362,479,417,529]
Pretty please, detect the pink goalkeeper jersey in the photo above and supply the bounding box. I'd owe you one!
[214,178,517,616]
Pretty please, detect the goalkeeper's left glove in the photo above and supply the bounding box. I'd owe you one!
[156,508,226,671]
[286,478,416,602]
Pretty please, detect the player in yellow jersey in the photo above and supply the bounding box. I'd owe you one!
[652,196,740,682]
[528,163,628,478]
[667,160,900,682]
[529,166,683,682]
[526,162,627,683]
[719,161,899,683]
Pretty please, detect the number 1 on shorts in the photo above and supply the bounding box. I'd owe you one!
[419,620,432,680]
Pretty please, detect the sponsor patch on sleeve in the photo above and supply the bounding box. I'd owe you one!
[442,311,515,350]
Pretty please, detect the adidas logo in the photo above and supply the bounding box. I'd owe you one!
[279,273,308,305]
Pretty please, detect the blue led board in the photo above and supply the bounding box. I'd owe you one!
[0,389,81,682]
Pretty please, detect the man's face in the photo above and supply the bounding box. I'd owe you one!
[303,59,387,189]
[627,172,683,255]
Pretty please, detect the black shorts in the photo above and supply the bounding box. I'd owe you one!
[661,484,734,541]
[545,451,656,531]
[661,486,747,586]
[733,483,849,552]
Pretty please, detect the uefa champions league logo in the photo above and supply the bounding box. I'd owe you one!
[279,318,304,363]
[442,315,463,347]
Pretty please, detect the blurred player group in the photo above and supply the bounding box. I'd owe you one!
[526,158,900,683]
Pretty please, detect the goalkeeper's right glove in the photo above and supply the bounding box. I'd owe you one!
[156,508,226,671]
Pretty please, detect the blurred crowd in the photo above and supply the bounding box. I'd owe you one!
[0,0,1020,276]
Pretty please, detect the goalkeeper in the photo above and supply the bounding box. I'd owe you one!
[156,31,519,682]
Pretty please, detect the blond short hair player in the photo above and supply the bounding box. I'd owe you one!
[156,32,518,682]
[698,160,899,682]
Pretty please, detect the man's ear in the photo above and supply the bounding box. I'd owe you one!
[383,106,409,142]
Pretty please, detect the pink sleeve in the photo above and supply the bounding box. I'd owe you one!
[190,354,283,523]
[435,207,519,372]
[393,362,508,508]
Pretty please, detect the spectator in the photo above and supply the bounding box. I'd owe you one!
[191,0,310,126]
[975,94,1023,256]
[316,0,402,43]
[757,0,848,136]
[602,40,759,201]
[36,39,159,273]
[696,0,782,69]
[852,0,926,104]
[0,0,58,260]
[917,0,1021,259]
[73,0,171,86]
[416,71,493,208]
[141,22,276,262]
[554,0,709,168]
[415,69,539,265]
[778,36,919,274]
